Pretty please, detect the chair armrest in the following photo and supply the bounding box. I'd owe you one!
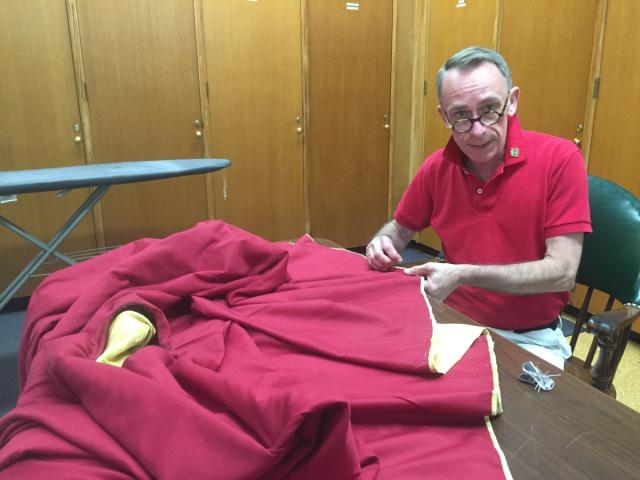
[587,304,639,394]
[587,304,640,336]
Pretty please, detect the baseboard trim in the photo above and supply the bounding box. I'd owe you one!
[0,296,30,315]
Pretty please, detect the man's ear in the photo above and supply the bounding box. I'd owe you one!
[508,87,520,116]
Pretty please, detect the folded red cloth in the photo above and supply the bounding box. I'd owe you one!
[0,221,508,479]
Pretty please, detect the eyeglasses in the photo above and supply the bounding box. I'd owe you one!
[445,96,510,133]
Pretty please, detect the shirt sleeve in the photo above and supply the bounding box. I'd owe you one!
[544,149,592,238]
[393,156,436,232]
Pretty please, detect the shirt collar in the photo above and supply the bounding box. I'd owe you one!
[442,114,527,169]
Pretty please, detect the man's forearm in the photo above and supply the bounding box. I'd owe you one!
[406,233,583,300]
[370,220,415,253]
[457,233,583,294]
[454,256,577,294]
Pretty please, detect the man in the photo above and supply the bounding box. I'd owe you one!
[366,47,591,369]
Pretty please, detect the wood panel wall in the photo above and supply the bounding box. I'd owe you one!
[2,0,639,316]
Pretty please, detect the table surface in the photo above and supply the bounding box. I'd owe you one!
[429,298,640,480]
[0,159,230,195]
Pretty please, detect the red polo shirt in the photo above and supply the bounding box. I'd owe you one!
[394,115,592,330]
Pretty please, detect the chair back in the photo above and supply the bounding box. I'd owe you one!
[566,176,640,395]
[576,176,640,305]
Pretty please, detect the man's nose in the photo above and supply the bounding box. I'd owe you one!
[469,118,487,135]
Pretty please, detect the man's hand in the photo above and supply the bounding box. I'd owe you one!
[366,220,416,271]
[366,235,403,271]
[404,262,460,300]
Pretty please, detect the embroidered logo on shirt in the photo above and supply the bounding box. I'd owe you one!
[510,147,519,158]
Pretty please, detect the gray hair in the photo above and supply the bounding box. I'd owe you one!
[436,47,512,101]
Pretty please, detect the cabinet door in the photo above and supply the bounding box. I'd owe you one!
[500,0,598,143]
[76,0,208,246]
[588,0,640,196]
[420,0,499,250]
[0,0,95,296]
[202,0,305,241]
[306,0,393,247]
[585,0,640,333]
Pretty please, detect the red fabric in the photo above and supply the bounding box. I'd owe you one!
[0,221,508,479]
[394,115,591,330]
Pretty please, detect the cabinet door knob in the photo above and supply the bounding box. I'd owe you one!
[296,126,303,134]
[195,130,202,139]
[74,135,82,144]
[573,137,582,148]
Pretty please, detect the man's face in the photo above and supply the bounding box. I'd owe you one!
[437,62,519,172]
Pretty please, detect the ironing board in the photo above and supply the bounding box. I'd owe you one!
[0,158,230,311]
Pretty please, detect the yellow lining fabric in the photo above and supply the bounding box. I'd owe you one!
[485,416,514,480]
[421,287,509,476]
[96,310,156,367]
[428,321,503,414]
[418,280,503,415]
[486,334,503,415]
[428,322,487,373]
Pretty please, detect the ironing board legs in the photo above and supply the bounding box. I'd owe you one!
[0,216,76,265]
[0,185,110,312]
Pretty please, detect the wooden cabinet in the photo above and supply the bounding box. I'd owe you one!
[306,0,393,247]
[0,0,96,296]
[201,0,305,242]
[500,0,599,145]
[75,0,210,246]
[587,0,640,195]
[583,0,640,334]
[2,0,640,308]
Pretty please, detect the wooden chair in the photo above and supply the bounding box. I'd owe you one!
[565,176,640,397]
